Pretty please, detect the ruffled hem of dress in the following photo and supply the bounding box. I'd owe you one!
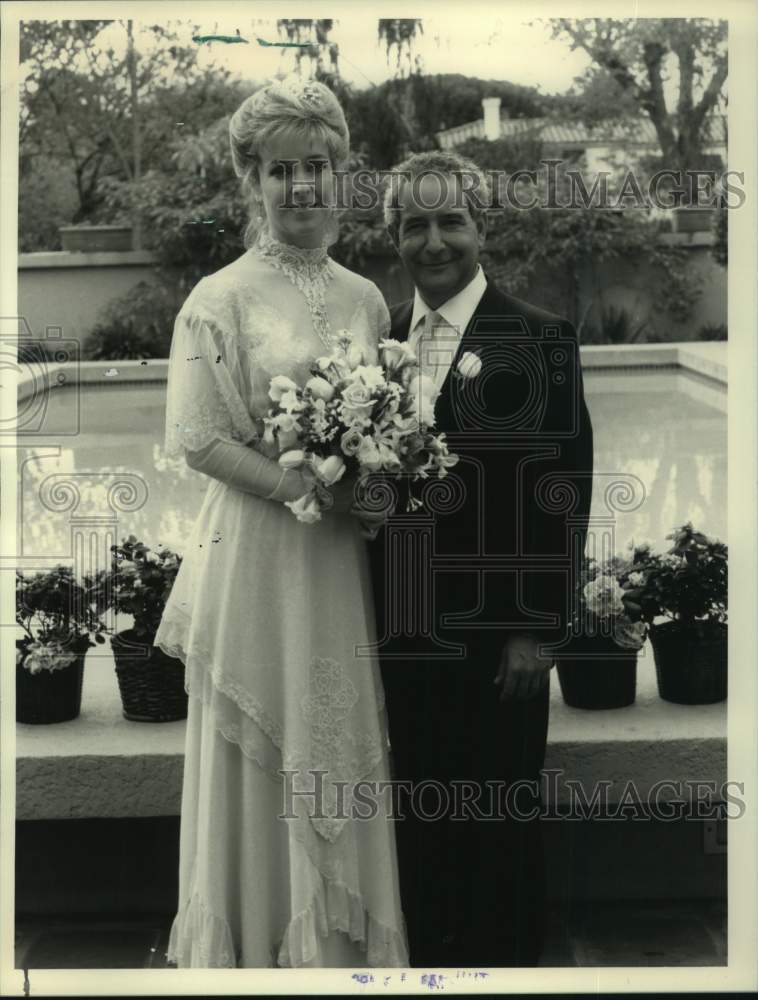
[278,876,408,967]
[166,894,237,968]
[167,880,408,968]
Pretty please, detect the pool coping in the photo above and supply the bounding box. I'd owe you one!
[15,342,727,403]
[15,637,726,821]
[14,339,728,820]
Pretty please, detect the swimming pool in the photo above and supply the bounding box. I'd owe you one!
[17,361,727,565]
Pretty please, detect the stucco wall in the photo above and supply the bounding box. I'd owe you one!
[17,251,159,345]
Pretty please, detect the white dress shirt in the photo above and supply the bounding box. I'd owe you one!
[407,265,488,395]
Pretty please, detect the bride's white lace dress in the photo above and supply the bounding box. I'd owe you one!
[154,233,409,968]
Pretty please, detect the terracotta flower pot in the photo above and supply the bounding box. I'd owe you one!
[111,629,187,722]
[556,632,637,709]
[650,620,727,704]
[16,636,90,724]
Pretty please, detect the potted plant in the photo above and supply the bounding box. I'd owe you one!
[16,566,106,724]
[629,523,727,705]
[555,552,648,710]
[95,535,187,722]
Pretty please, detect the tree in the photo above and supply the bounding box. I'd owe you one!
[546,18,727,174]
[457,134,703,339]
[377,19,424,78]
[19,19,223,233]
[276,18,340,83]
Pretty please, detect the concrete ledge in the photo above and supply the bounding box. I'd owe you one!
[16,639,726,820]
[18,251,158,270]
[15,343,727,404]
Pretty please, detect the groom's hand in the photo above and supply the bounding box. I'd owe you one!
[494,632,551,702]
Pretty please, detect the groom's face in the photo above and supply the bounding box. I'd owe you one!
[393,172,486,308]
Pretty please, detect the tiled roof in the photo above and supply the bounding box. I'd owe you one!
[437,114,727,148]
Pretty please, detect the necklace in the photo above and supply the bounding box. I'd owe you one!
[253,231,337,349]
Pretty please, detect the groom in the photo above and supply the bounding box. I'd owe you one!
[367,151,594,967]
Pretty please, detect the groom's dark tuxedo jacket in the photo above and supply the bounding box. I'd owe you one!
[370,275,594,653]
[368,275,593,967]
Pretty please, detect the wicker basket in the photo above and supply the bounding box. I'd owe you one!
[650,621,727,704]
[555,632,637,709]
[16,636,90,724]
[111,629,187,722]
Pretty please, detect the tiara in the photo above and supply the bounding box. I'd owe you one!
[267,76,325,109]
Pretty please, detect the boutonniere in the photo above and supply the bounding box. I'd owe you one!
[456,351,482,380]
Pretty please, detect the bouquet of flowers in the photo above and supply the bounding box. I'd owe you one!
[577,550,649,651]
[263,330,459,523]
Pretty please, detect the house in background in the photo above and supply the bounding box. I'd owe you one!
[433,97,727,341]
[437,97,727,231]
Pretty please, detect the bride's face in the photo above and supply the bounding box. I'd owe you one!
[257,132,335,248]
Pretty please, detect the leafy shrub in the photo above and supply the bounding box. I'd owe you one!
[695,322,727,341]
[82,281,181,360]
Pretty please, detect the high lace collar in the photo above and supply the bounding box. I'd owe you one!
[253,231,331,280]
[252,231,336,348]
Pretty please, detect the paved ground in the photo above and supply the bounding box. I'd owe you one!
[15,898,725,969]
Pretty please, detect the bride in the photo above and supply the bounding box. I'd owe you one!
[154,78,408,968]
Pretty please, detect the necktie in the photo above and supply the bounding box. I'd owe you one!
[420,310,458,390]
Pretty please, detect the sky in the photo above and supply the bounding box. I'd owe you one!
[97,11,593,97]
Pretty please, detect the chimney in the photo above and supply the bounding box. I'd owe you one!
[482,96,501,141]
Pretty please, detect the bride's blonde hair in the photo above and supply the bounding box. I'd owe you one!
[229,78,350,248]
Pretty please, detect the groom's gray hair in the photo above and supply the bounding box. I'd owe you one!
[383,150,492,235]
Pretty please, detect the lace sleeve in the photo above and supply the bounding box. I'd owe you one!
[164,306,259,459]
[368,281,391,341]
[349,280,391,362]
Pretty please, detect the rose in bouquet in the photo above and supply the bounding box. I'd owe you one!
[263,330,459,523]
[578,550,649,650]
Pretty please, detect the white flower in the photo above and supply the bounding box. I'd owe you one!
[457,351,482,379]
[628,571,645,587]
[379,338,417,371]
[357,435,383,472]
[273,412,300,433]
[341,427,364,456]
[313,454,346,486]
[662,554,687,569]
[269,375,299,402]
[284,491,322,524]
[392,413,420,436]
[272,412,301,451]
[305,376,335,402]
[346,343,365,369]
[352,364,386,391]
[340,381,376,425]
[583,574,626,619]
[23,640,78,675]
[277,426,300,451]
[377,443,402,471]
[279,389,304,413]
[279,449,306,470]
[262,418,277,447]
[408,373,440,427]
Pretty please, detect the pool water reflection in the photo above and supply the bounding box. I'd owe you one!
[18,370,727,567]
